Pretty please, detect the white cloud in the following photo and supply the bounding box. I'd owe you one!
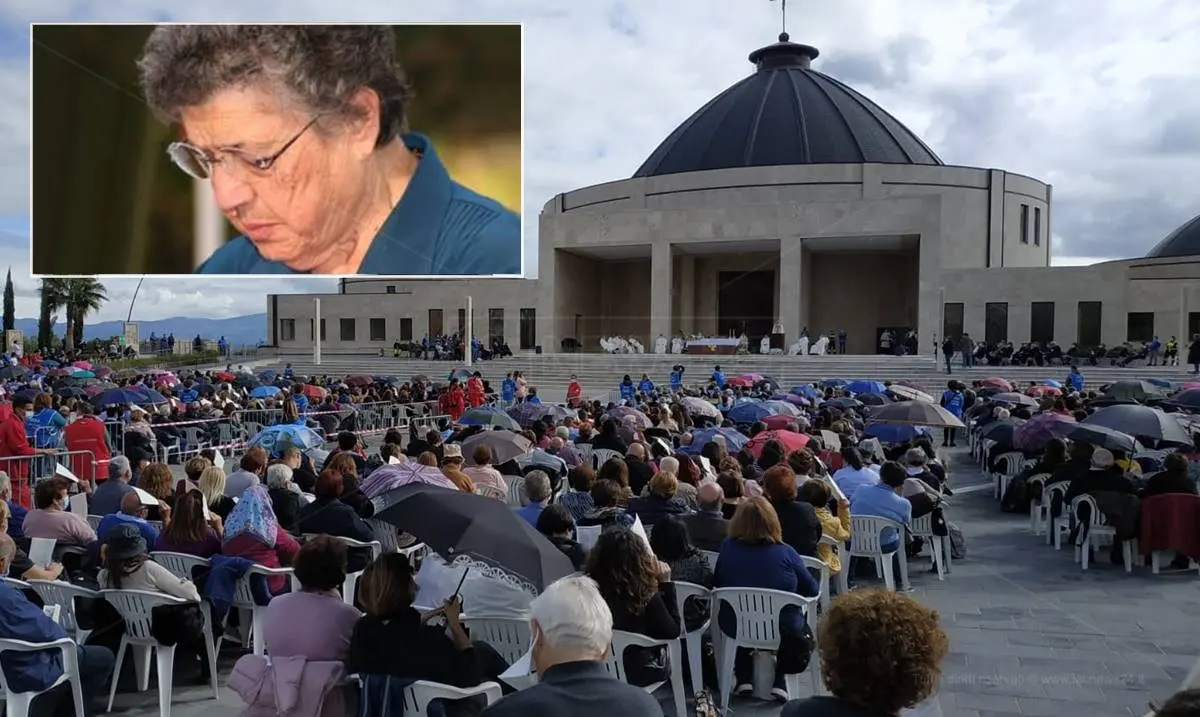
[1,0,1199,316]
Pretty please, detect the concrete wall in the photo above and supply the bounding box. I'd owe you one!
[807,251,919,353]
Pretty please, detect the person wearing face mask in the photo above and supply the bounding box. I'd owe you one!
[21,476,97,548]
[481,575,662,717]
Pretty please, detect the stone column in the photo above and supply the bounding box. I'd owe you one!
[650,242,673,344]
[678,255,695,335]
[778,238,803,342]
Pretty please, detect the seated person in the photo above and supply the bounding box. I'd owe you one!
[1142,453,1198,497]
[22,476,97,547]
[0,501,63,580]
[481,576,662,717]
[349,553,510,716]
[294,470,376,573]
[0,533,114,717]
[155,489,223,559]
[782,589,947,717]
[97,493,160,548]
[89,456,135,516]
[221,486,300,596]
[536,504,586,571]
[848,461,912,556]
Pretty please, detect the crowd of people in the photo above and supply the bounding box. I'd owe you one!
[1,353,1199,716]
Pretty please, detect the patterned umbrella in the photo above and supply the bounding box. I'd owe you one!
[680,396,721,420]
[745,429,811,457]
[360,462,456,499]
[508,402,552,428]
[460,406,522,430]
[1013,412,1076,451]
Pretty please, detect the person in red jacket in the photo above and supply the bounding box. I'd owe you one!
[566,375,583,408]
[0,396,56,507]
[64,402,112,484]
[466,372,486,409]
[440,379,467,422]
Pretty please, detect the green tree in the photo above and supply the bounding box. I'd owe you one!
[38,278,65,350]
[60,278,107,353]
[2,269,13,333]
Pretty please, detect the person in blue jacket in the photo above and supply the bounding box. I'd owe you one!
[179,382,200,404]
[619,375,636,403]
[939,381,965,447]
[638,374,655,395]
[711,365,726,390]
[282,363,294,380]
[502,373,517,405]
[1066,365,1085,393]
[292,385,309,414]
[669,365,684,392]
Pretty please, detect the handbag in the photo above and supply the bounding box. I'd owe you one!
[151,601,205,646]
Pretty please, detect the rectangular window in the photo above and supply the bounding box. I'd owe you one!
[428,309,443,337]
[519,308,537,350]
[1020,204,1030,243]
[399,318,413,342]
[279,319,295,342]
[339,318,355,342]
[1030,302,1055,345]
[458,308,467,336]
[1126,312,1154,343]
[488,308,505,345]
[320,319,326,342]
[985,302,1008,345]
[942,302,964,341]
[308,319,326,342]
[1033,206,1042,246]
[1077,301,1102,347]
[369,318,386,342]
[386,285,396,294]
[1190,312,1200,339]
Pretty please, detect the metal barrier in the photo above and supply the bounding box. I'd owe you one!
[1,449,100,506]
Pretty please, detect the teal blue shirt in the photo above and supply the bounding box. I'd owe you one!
[196,133,520,275]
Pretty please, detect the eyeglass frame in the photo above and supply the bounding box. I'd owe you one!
[166,115,321,180]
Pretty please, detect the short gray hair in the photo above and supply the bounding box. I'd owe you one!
[523,470,551,503]
[658,456,679,476]
[530,575,612,659]
[138,25,413,146]
[265,463,293,490]
[108,456,132,482]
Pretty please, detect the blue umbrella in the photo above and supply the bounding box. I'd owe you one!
[1145,378,1174,389]
[251,385,283,399]
[133,388,168,405]
[820,379,849,388]
[1042,379,1063,388]
[865,423,930,443]
[41,360,59,368]
[859,392,893,407]
[684,427,749,453]
[247,424,326,454]
[92,388,149,407]
[790,384,821,399]
[727,400,773,424]
[846,380,887,395]
[259,369,278,382]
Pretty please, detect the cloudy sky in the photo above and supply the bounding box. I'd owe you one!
[1,0,1199,322]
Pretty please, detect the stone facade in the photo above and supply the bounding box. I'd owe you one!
[266,162,1198,354]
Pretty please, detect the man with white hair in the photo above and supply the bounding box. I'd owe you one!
[482,575,661,716]
[90,456,134,516]
[515,470,552,526]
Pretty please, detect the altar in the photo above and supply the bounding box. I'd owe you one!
[684,337,741,355]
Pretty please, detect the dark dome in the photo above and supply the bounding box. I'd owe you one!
[1144,214,1200,259]
[633,34,943,178]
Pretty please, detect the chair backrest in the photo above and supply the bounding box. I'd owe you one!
[575,444,594,466]
[798,555,830,617]
[28,579,99,637]
[397,543,428,569]
[365,518,401,552]
[182,427,206,444]
[403,680,503,717]
[1072,494,1105,526]
[325,535,383,561]
[0,576,30,590]
[997,451,1025,475]
[0,636,76,696]
[1026,472,1050,492]
[708,587,814,650]
[604,629,671,683]
[669,581,711,637]
[475,484,507,501]
[699,549,720,570]
[100,589,185,643]
[848,515,904,557]
[818,534,842,571]
[86,514,102,530]
[149,551,213,581]
[505,476,526,507]
[461,616,532,665]
[910,512,934,536]
[576,524,602,551]
[231,566,295,609]
[591,449,621,470]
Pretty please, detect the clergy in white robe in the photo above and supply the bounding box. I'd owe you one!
[655,335,668,354]
[760,335,771,354]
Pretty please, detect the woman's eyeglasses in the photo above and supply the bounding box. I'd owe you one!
[167,116,320,180]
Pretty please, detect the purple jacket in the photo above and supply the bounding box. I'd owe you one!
[228,654,351,717]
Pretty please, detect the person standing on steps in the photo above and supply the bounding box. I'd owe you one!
[941,336,956,374]
[939,381,964,447]
[1066,365,1085,393]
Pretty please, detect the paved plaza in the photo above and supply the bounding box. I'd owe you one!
[122,445,1197,717]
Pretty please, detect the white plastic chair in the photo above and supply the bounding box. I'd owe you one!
[1024,473,1050,534]
[325,536,382,606]
[344,676,502,717]
[101,589,220,717]
[505,475,526,507]
[474,484,507,501]
[817,534,842,603]
[365,518,402,552]
[0,637,85,717]
[397,542,429,570]
[27,579,100,645]
[218,565,297,656]
[461,615,531,665]
[910,514,949,580]
[604,629,687,717]
[575,444,593,468]
[799,555,831,616]
[992,451,1024,499]
[839,516,909,593]
[86,514,103,531]
[1072,494,1136,572]
[149,551,213,582]
[591,449,622,471]
[1042,481,1071,547]
[708,587,818,710]
[669,581,711,695]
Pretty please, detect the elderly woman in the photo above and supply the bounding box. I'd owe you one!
[781,590,948,717]
[266,463,302,531]
[762,465,822,558]
[137,25,519,275]
[221,485,301,595]
[559,465,596,521]
[628,471,689,528]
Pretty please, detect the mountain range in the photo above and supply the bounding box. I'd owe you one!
[12,314,268,347]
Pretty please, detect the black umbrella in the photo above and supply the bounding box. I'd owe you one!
[859,392,892,407]
[1081,404,1193,446]
[1166,388,1200,412]
[0,365,28,379]
[825,397,862,410]
[978,418,1027,445]
[1056,423,1140,453]
[371,484,573,592]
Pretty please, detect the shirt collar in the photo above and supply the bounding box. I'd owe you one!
[539,660,611,683]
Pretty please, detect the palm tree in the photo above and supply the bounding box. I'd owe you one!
[37,279,66,350]
[61,279,107,353]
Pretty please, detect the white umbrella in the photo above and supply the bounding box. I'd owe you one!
[680,396,721,420]
[889,384,934,403]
